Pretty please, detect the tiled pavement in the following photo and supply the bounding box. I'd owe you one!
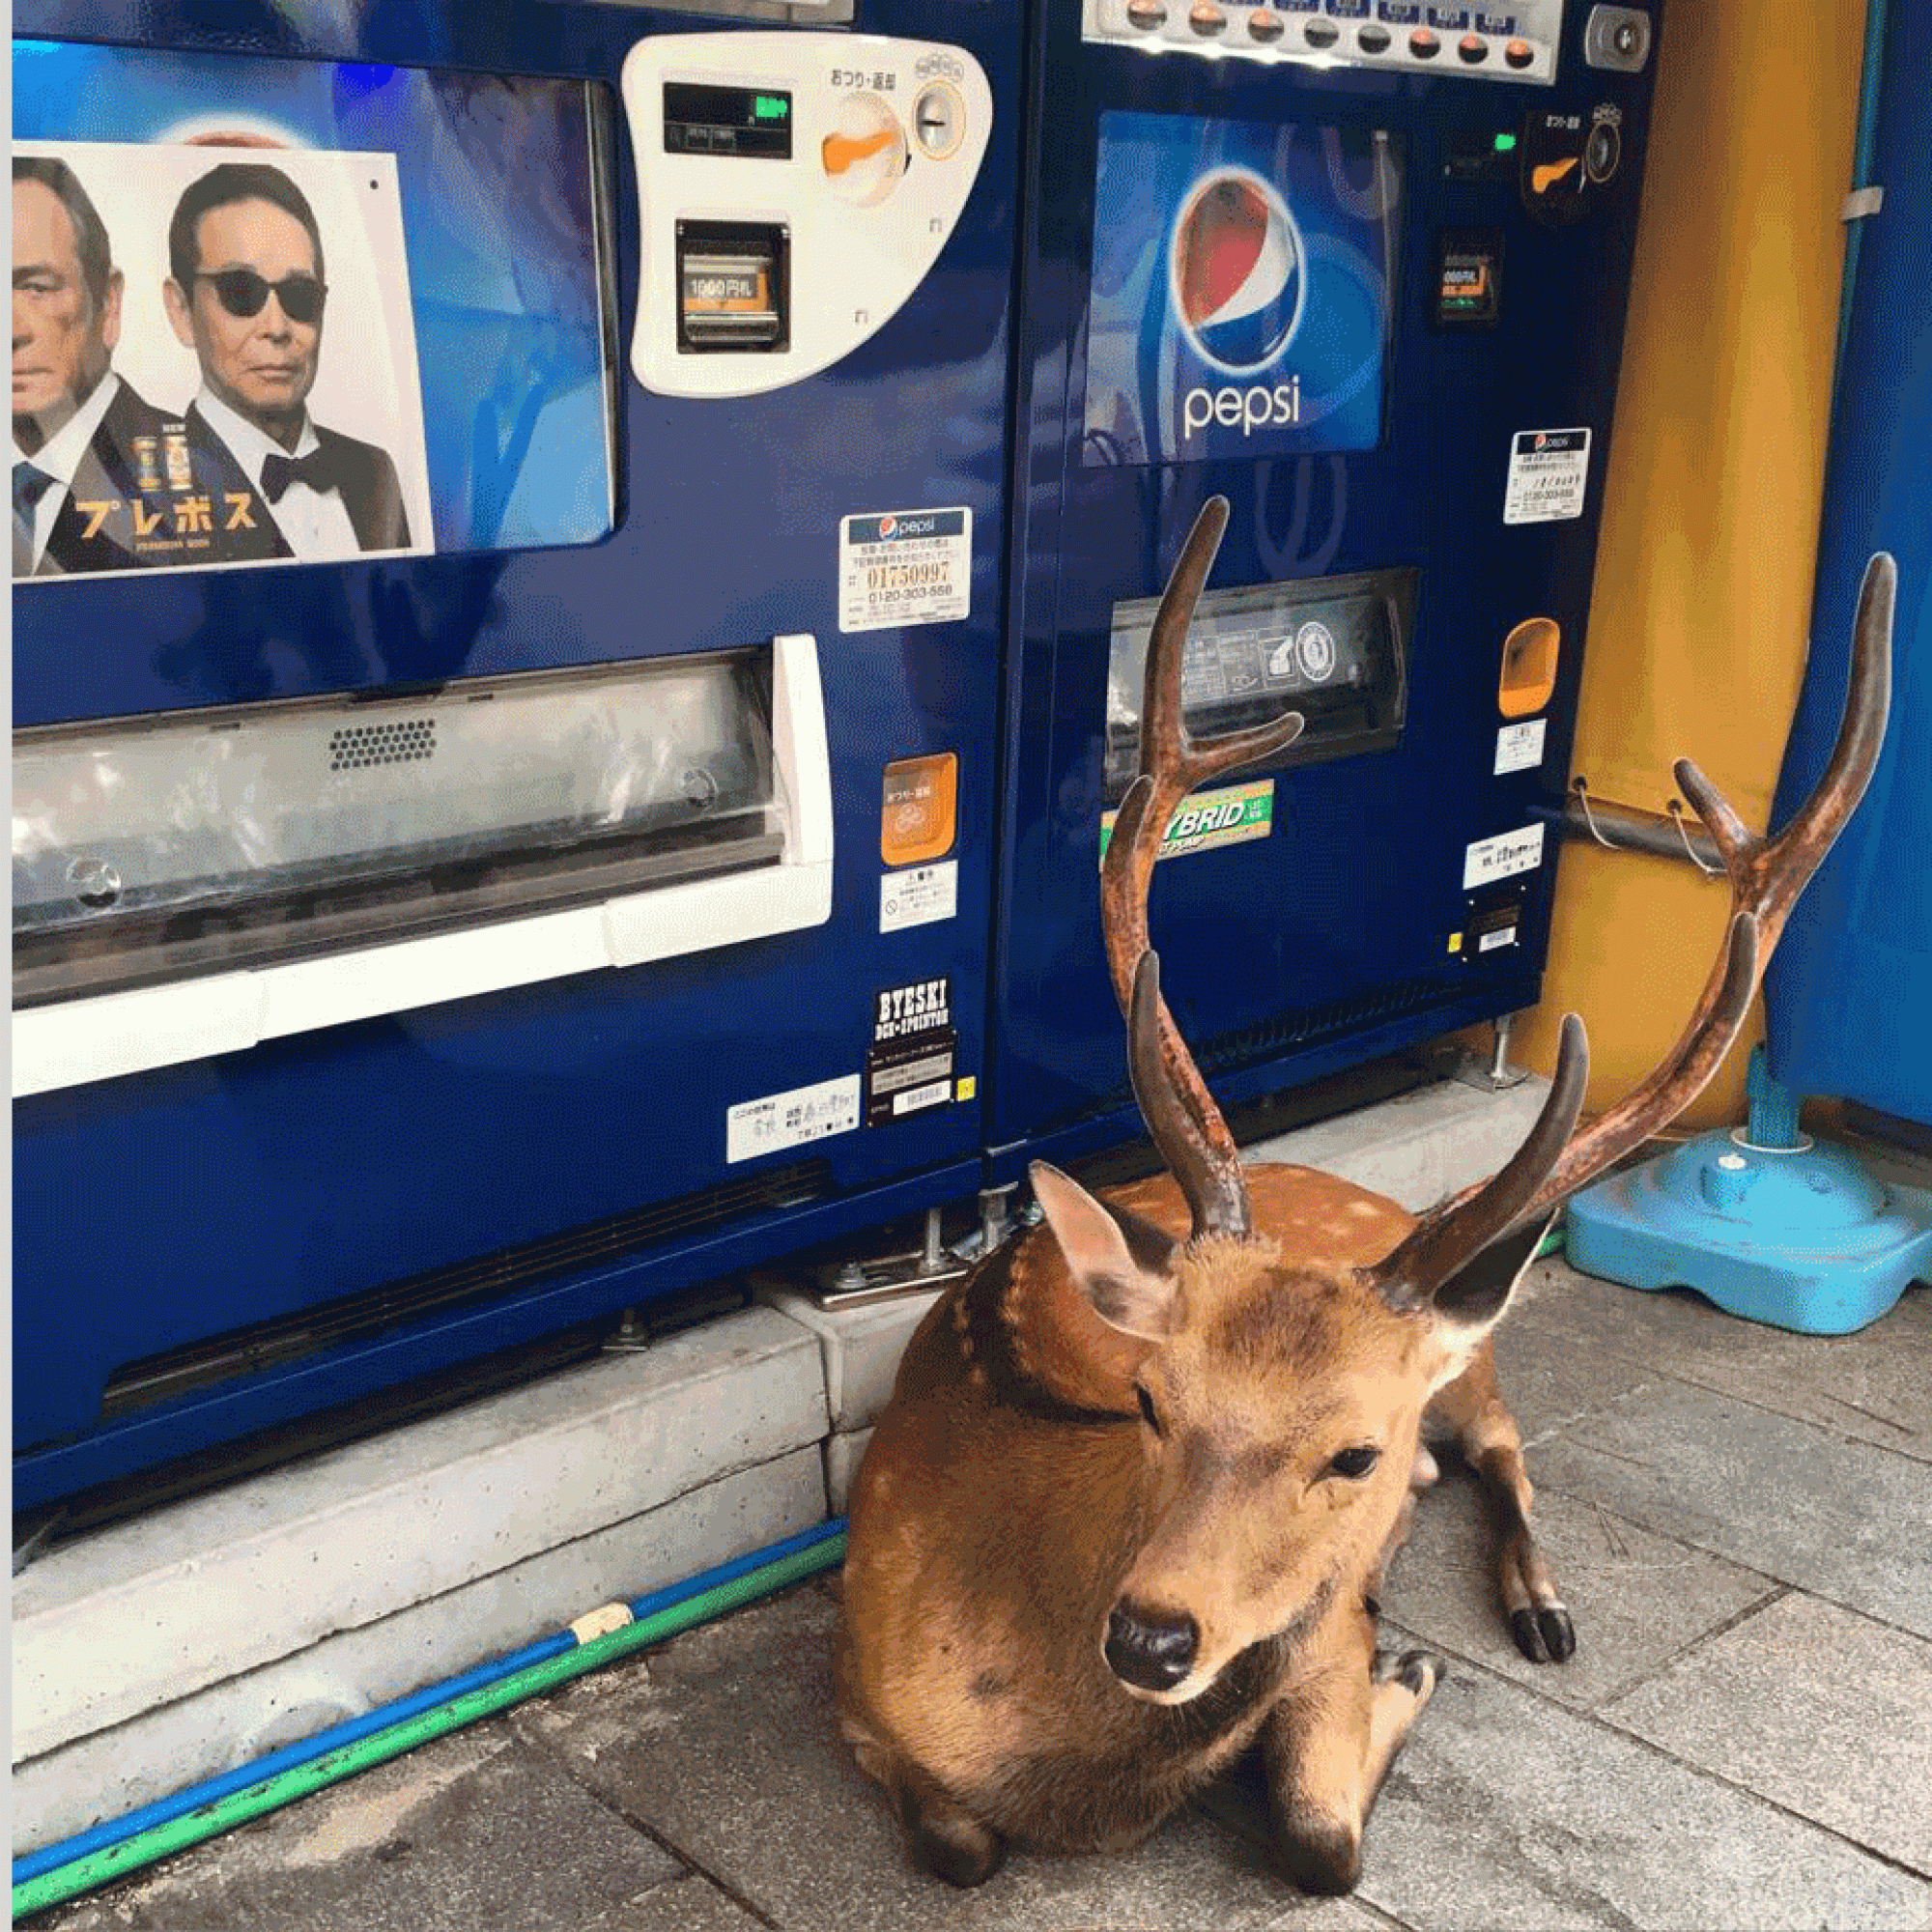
[31,1263,1932,1931]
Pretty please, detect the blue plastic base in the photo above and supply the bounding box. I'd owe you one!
[1566,1132,1932,1336]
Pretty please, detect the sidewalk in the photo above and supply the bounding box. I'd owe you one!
[29,1261,1932,1931]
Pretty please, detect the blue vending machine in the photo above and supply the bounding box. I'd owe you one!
[11,1,1020,1509]
[990,0,1665,1178]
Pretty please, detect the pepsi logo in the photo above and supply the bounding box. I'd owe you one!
[879,515,897,537]
[1169,168,1305,375]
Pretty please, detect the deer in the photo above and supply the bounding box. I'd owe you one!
[838,495,1893,1896]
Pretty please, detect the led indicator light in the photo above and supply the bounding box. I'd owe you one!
[1493,131,1518,153]
[753,95,789,120]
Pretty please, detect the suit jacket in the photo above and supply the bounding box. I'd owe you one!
[30,378,170,577]
[182,404,412,562]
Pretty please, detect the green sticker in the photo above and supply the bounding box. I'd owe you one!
[1098,780,1275,864]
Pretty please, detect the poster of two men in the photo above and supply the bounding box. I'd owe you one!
[13,141,432,579]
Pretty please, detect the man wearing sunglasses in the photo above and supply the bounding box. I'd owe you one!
[163,160,411,561]
[14,155,170,577]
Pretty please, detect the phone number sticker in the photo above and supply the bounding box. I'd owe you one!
[840,507,972,633]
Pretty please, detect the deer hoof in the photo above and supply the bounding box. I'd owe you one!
[1374,1647,1445,1697]
[907,1810,1008,1889]
[1511,1604,1576,1664]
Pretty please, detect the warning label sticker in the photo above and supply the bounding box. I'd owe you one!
[1464,822,1547,891]
[1503,429,1591,526]
[880,860,958,934]
[840,507,972,633]
[726,1074,861,1165]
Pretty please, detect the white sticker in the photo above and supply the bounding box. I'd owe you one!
[1495,718,1548,775]
[881,860,958,933]
[1504,429,1591,525]
[726,1074,861,1165]
[892,1078,953,1117]
[840,507,972,633]
[1464,822,1547,890]
[1479,925,1520,952]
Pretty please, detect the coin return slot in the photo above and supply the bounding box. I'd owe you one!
[1499,615,1560,718]
[675,220,788,354]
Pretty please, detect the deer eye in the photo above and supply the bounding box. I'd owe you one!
[1325,1445,1380,1481]
[1132,1383,1164,1437]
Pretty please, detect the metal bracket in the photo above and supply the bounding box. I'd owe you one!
[812,1204,973,1310]
[1442,1010,1531,1092]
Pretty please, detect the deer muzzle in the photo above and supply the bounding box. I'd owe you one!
[1104,1598,1201,1694]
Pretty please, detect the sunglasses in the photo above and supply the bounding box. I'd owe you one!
[194,269,327,327]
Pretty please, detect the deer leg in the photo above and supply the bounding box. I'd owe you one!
[1431,1336,1574,1662]
[1255,1607,1445,1894]
[836,1638,1009,1889]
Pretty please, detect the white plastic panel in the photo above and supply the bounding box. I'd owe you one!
[11,634,833,1097]
[622,33,993,396]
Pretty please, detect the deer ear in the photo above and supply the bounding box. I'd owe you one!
[1428,1213,1556,1335]
[1030,1162,1178,1341]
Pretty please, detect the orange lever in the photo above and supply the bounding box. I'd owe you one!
[822,126,898,175]
[1531,156,1580,195]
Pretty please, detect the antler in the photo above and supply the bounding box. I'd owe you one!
[1368,551,1895,1300]
[1100,497,1307,1240]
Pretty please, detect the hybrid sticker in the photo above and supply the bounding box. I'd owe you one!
[1085,114,1402,466]
[1504,429,1591,525]
[1098,780,1274,864]
[1495,719,1548,775]
[840,507,971,632]
[880,859,958,933]
[1463,822,1547,891]
[725,1073,861,1164]
[867,976,958,1125]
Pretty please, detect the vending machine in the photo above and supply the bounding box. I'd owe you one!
[11,0,1020,1508]
[989,0,1664,1179]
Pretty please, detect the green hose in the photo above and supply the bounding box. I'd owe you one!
[14,1529,844,1923]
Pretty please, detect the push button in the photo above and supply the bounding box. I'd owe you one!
[1304,15,1341,45]
[1359,21,1392,50]
[1505,36,1534,66]
[1126,0,1169,25]
[1458,32,1489,60]
[1410,26,1440,54]
[1188,1,1229,33]
[1248,7,1287,41]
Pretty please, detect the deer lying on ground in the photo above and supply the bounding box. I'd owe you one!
[838,497,1893,1894]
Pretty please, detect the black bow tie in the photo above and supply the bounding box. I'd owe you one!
[261,444,342,504]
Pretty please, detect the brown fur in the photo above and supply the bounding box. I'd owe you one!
[838,1162,1529,1889]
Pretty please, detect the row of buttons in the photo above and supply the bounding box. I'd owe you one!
[1126,0,1538,63]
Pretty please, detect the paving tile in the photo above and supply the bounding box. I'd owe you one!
[1475,1261,1662,1446]
[31,1720,683,1932]
[513,1584,1385,1932]
[1532,1264,1932,1464]
[1604,1592,1932,1877]
[581,1872,771,1931]
[1530,1379,1932,1639]
[1352,1659,1932,1931]
[1381,1466,1777,1711]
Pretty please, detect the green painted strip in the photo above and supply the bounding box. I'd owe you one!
[14,1531,845,1922]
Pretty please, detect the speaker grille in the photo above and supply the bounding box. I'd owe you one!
[328,717,437,772]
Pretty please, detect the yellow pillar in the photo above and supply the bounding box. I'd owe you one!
[1513,0,1867,1126]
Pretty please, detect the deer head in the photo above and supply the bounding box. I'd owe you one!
[1029,496,1891,1704]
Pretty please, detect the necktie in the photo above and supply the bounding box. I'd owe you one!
[14,461,56,572]
[261,445,342,504]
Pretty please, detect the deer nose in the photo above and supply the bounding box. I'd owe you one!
[1104,1599,1199,1691]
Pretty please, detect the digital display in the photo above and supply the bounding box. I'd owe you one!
[664,83,793,159]
[1085,115,1403,465]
